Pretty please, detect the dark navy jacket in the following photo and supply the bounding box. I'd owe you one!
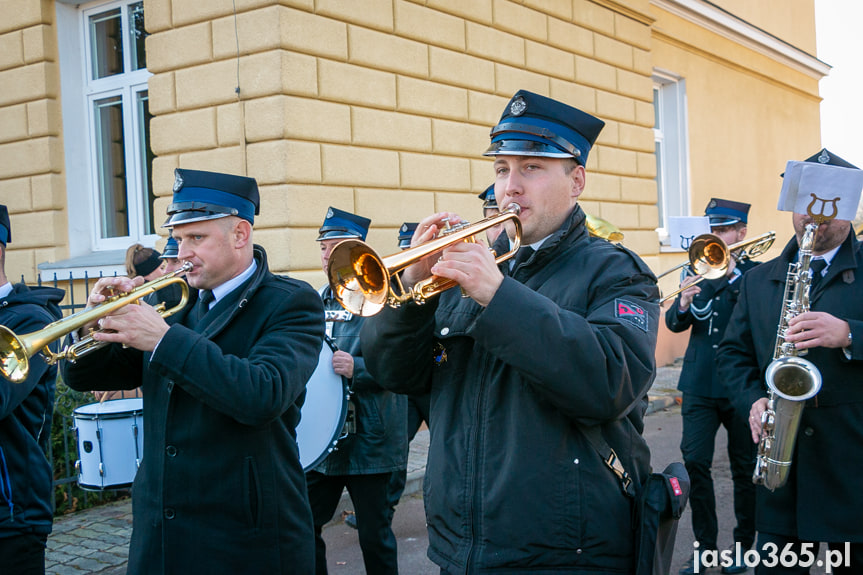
[665,259,757,398]
[363,206,659,574]
[0,283,64,538]
[718,230,863,541]
[63,247,325,574]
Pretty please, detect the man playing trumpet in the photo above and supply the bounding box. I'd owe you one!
[62,169,325,575]
[362,90,660,573]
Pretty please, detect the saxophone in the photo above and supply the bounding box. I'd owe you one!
[752,222,823,491]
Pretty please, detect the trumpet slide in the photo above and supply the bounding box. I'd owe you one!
[658,231,776,304]
[327,204,522,317]
[0,262,192,383]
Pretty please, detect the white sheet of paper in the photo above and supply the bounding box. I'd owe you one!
[777,161,863,220]
[666,216,711,251]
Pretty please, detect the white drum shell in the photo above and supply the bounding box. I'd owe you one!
[73,398,144,490]
[296,339,349,471]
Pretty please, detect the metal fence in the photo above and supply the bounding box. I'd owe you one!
[24,270,125,514]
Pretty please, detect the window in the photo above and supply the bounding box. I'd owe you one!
[653,71,690,247]
[57,0,155,257]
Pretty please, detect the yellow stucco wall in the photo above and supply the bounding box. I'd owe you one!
[0,0,68,284]
[141,0,660,288]
[0,0,825,368]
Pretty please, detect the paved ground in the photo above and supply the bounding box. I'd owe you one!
[45,367,684,574]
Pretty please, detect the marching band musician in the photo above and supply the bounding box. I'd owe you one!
[0,204,65,574]
[666,199,757,574]
[361,90,660,573]
[310,207,407,575]
[62,169,325,575]
[717,149,863,573]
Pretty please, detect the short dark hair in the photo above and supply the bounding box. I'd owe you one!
[711,222,747,234]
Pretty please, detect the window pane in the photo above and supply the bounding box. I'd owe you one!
[89,8,123,80]
[129,2,147,71]
[94,96,129,238]
[137,91,156,234]
[653,87,661,129]
[655,141,665,230]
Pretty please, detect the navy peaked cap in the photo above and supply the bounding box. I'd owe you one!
[0,204,9,246]
[484,90,605,164]
[317,207,371,241]
[398,222,418,249]
[160,236,179,259]
[705,198,750,226]
[803,148,859,169]
[478,184,498,210]
[163,169,260,227]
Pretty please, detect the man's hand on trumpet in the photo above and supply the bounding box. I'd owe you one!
[84,275,170,352]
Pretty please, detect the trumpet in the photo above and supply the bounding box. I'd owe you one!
[658,231,776,304]
[327,204,522,316]
[0,262,192,383]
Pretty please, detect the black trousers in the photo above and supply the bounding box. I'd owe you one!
[307,471,398,575]
[0,532,48,575]
[680,393,756,550]
[754,532,863,574]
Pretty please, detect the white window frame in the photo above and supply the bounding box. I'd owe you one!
[653,70,691,249]
[57,0,156,257]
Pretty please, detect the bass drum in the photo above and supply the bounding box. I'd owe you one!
[296,337,350,471]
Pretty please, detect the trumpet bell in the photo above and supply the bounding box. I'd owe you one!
[690,234,729,279]
[327,240,389,316]
[0,326,29,383]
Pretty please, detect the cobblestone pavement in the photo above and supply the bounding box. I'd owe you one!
[45,366,682,574]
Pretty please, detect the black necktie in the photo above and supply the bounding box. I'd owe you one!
[194,289,215,323]
[809,258,827,290]
[511,246,534,271]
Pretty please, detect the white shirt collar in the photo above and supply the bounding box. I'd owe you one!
[812,243,841,268]
[202,260,257,309]
[0,282,12,299]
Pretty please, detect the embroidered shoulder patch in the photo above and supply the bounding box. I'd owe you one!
[615,298,648,332]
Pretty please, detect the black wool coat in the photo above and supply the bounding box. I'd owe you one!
[63,246,325,574]
[362,206,660,574]
[717,230,863,541]
[665,259,758,398]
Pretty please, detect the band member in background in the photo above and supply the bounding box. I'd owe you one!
[718,149,863,573]
[159,236,182,274]
[310,207,407,575]
[125,243,164,281]
[0,204,65,574]
[666,199,757,574]
[362,90,660,573]
[478,184,505,245]
[62,169,325,575]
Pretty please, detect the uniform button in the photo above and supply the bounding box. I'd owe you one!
[713,328,719,333]
[576,548,583,554]
[803,427,815,437]
[440,327,450,336]
[166,445,178,457]
[713,311,719,316]
[715,296,720,301]
[712,344,718,349]
[164,508,176,520]
[166,380,174,392]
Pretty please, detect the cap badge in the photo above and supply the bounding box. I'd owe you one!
[509,96,527,117]
[708,199,717,209]
[818,150,831,164]
[173,171,184,192]
[326,208,334,219]
[400,224,408,232]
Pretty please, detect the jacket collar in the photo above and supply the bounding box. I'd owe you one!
[768,228,860,286]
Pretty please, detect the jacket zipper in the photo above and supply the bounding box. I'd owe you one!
[465,350,493,572]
